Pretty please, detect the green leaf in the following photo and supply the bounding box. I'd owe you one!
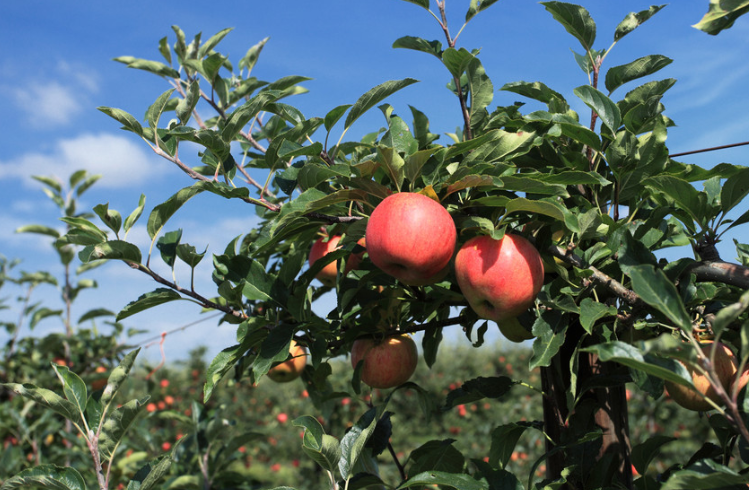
[392,36,443,59]
[721,167,749,215]
[52,365,88,417]
[176,80,200,125]
[582,340,693,388]
[400,0,430,9]
[78,241,142,264]
[501,81,568,110]
[614,5,667,41]
[15,224,61,239]
[344,78,419,130]
[100,348,140,409]
[579,298,617,333]
[489,423,531,469]
[444,377,515,409]
[409,440,466,476]
[147,184,206,240]
[176,243,206,268]
[114,56,181,78]
[505,198,580,233]
[116,288,183,321]
[1,383,81,425]
[631,435,676,476]
[198,27,233,58]
[99,397,149,462]
[93,203,123,236]
[442,47,475,78]
[221,91,279,141]
[124,194,146,235]
[0,465,87,490]
[145,89,176,131]
[29,307,62,330]
[541,1,596,51]
[338,407,380,480]
[78,308,114,324]
[399,471,488,490]
[97,106,144,137]
[605,55,673,94]
[661,459,749,489]
[156,229,182,268]
[294,416,341,475]
[467,57,493,130]
[466,0,500,22]
[629,264,692,331]
[128,454,173,490]
[574,85,621,133]
[530,310,569,370]
[324,104,352,132]
[693,0,749,35]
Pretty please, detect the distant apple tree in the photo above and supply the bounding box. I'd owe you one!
[5,1,749,489]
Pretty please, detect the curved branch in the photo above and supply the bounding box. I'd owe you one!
[688,261,749,289]
[127,262,247,320]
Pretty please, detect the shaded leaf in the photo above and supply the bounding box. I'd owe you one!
[615,5,667,41]
[399,471,488,490]
[116,288,183,321]
[392,36,442,58]
[629,264,692,332]
[693,0,749,35]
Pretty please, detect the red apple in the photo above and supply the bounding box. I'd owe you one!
[664,341,738,411]
[365,192,456,286]
[350,333,418,389]
[455,234,544,323]
[267,340,307,383]
[309,235,365,286]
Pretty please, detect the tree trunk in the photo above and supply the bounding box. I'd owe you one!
[541,320,633,489]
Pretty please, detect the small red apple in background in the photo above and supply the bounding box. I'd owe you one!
[365,192,456,286]
[350,333,418,389]
[91,365,108,390]
[455,233,544,324]
[309,235,366,286]
[664,341,738,411]
[267,340,307,383]
[276,412,288,424]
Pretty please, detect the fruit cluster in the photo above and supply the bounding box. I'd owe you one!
[298,191,545,389]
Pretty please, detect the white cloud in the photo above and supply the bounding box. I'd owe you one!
[12,81,83,126]
[0,133,168,189]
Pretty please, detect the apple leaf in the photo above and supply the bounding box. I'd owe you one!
[541,1,596,51]
[443,376,514,410]
[294,416,341,475]
[631,435,677,477]
[344,78,419,131]
[399,471,489,490]
[0,465,88,490]
[530,310,569,370]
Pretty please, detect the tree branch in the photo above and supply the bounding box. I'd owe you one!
[688,261,749,289]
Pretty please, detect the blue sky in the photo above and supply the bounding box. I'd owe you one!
[1,1,748,363]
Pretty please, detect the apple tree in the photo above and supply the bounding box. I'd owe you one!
[5,1,749,489]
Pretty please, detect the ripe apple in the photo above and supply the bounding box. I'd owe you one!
[267,340,308,383]
[664,341,738,411]
[498,317,534,343]
[365,192,456,286]
[309,235,365,286]
[455,234,544,323]
[350,333,418,389]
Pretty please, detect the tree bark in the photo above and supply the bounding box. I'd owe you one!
[541,319,633,489]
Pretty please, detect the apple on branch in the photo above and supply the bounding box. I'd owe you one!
[455,233,544,330]
[366,192,456,286]
[350,333,418,389]
[309,235,365,287]
[267,340,308,383]
[664,341,738,411]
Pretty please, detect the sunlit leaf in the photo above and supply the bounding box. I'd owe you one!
[344,78,419,130]
[0,465,87,490]
[693,0,749,35]
[574,85,621,134]
[541,1,596,50]
[615,5,667,41]
[605,55,673,94]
